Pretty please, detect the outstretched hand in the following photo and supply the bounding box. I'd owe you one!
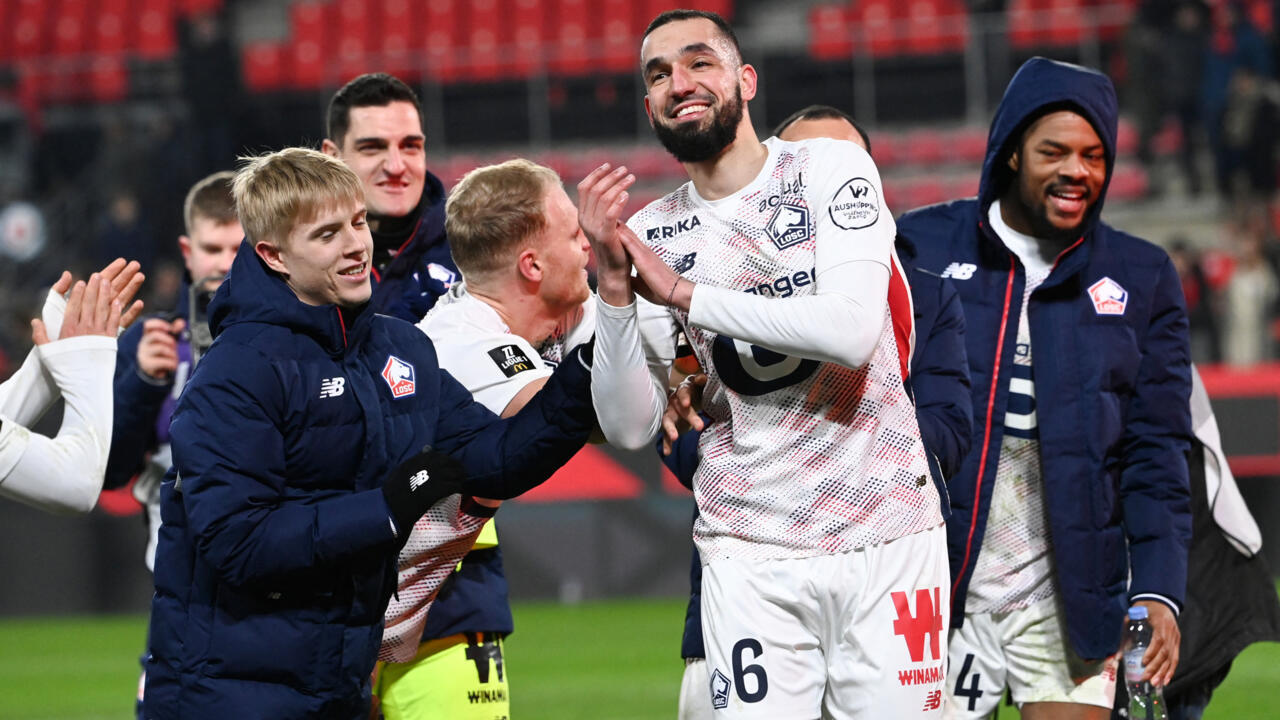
[34,274,122,345]
[98,257,146,330]
[577,163,636,306]
[615,226,693,311]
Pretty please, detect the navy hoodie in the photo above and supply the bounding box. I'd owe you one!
[898,57,1192,660]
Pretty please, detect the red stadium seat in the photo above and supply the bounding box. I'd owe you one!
[905,0,967,55]
[599,0,635,73]
[551,0,592,76]
[1106,165,1148,201]
[287,2,330,89]
[509,0,546,77]
[10,0,49,61]
[424,0,463,83]
[136,0,177,60]
[333,0,373,82]
[178,0,222,17]
[951,126,988,165]
[809,4,853,61]
[51,0,91,60]
[1006,0,1041,49]
[464,0,504,81]
[903,128,945,167]
[94,0,133,57]
[1045,0,1085,47]
[858,0,899,58]
[242,41,285,92]
[374,0,419,80]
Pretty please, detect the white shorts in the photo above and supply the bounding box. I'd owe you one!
[680,658,715,720]
[945,595,1118,719]
[700,523,949,719]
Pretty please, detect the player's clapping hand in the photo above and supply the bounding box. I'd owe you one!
[33,273,122,345]
[1134,600,1180,687]
[615,224,693,311]
[99,258,146,330]
[578,164,637,306]
[661,373,707,455]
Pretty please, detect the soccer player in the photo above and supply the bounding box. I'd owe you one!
[663,106,973,720]
[106,171,242,571]
[144,148,599,719]
[896,58,1193,720]
[322,74,520,709]
[0,260,143,513]
[374,158,596,718]
[580,10,951,717]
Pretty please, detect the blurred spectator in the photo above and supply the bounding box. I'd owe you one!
[1167,1,1212,196]
[179,9,241,180]
[1170,238,1223,363]
[94,190,155,276]
[1223,220,1279,365]
[1203,1,1273,202]
[1219,65,1280,215]
[1125,1,1169,184]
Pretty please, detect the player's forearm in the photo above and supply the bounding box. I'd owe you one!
[688,260,889,368]
[0,347,57,427]
[592,296,666,450]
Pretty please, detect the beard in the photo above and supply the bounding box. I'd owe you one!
[652,87,744,163]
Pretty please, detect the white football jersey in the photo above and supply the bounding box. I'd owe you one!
[629,137,941,562]
[380,285,595,662]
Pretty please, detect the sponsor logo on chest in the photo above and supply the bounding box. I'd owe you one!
[646,215,701,241]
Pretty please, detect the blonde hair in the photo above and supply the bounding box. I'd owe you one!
[233,147,364,247]
[445,158,561,282]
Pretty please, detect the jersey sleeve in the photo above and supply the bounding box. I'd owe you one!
[685,141,894,369]
[432,330,552,415]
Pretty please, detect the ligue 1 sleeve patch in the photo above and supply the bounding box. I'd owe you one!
[381,355,417,398]
[1088,277,1128,315]
[488,344,535,378]
[829,177,880,230]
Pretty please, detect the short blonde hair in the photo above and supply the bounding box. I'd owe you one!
[445,158,561,282]
[233,147,364,247]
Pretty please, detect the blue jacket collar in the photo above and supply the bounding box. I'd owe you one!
[209,241,373,357]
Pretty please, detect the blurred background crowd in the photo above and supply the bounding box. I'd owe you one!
[2,0,1280,371]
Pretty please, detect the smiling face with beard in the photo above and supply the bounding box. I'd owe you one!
[1001,110,1108,243]
[641,17,754,165]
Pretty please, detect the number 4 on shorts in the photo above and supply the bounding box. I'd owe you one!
[954,653,984,711]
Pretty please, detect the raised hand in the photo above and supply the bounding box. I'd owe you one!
[615,224,693,311]
[98,258,146,329]
[577,163,637,305]
[33,274,122,345]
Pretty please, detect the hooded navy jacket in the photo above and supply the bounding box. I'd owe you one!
[897,57,1192,660]
[144,242,596,719]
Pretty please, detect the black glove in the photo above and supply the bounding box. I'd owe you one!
[381,446,468,537]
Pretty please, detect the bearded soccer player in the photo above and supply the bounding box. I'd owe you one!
[579,10,950,717]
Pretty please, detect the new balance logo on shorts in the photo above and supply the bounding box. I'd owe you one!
[319,377,345,398]
[408,470,430,492]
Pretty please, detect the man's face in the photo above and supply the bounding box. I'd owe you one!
[1008,110,1107,240]
[778,116,868,152]
[180,217,243,287]
[534,185,591,312]
[641,18,752,163]
[261,198,374,308]
[323,101,425,221]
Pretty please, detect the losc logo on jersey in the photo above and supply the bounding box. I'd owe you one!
[765,201,810,250]
[709,668,731,710]
[829,177,879,230]
[381,355,416,398]
[1088,277,1128,315]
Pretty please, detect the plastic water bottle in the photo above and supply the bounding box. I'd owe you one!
[1123,606,1169,720]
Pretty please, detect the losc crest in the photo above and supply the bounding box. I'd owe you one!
[765,201,811,250]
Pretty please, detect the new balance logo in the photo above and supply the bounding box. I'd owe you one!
[409,470,430,492]
[646,215,701,241]
[673,251,697,273]
[922,690,943,711]
[941,262,976,280]
[319,377,345,398]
